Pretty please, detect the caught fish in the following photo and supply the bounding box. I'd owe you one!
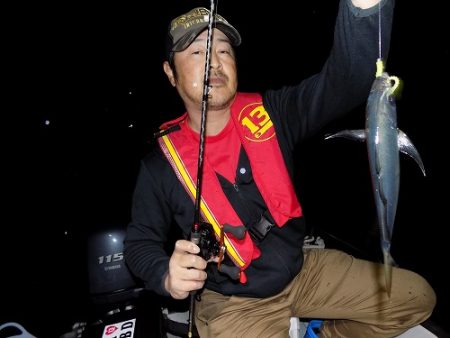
[325,59,426,296]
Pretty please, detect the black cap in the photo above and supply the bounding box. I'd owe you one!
[166,7,241,61]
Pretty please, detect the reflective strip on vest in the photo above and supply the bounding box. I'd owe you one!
[159,134,246,268]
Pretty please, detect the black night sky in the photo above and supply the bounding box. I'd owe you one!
[3,1,449,337]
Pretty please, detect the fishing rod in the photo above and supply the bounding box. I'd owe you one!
[188,0,217,336]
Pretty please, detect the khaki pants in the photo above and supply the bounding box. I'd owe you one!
[195,249,435,338]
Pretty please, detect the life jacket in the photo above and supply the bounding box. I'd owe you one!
[156,92,302,282]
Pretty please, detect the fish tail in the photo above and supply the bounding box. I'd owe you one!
[383,249,395,297]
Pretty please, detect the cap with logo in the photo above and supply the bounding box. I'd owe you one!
[166,7,241,61]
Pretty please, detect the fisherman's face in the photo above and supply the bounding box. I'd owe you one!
[165,29,238,111]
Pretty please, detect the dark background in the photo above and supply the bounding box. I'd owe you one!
[3,1,449,337]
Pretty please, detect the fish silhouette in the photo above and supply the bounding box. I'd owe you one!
[326,59,425,296]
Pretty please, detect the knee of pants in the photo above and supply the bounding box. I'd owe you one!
[403,270,436,320]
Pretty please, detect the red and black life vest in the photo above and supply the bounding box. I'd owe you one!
[157,92,302,281]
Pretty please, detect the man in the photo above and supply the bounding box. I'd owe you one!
[124,0,436,337]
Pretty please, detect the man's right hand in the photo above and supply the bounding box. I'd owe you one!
[164,239,208,299]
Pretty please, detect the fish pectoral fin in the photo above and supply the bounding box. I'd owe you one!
[397,129,426,176]
[324,129,366,142]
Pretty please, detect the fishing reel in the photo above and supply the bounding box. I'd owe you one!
[196,222,222,261]
[191,222,245,281]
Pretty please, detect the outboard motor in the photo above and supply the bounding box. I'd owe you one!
[78,227,161,338]
[87,229,141,305]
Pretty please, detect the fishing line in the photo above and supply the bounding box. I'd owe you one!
[378,1,382,60]
[376,1,386,78]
